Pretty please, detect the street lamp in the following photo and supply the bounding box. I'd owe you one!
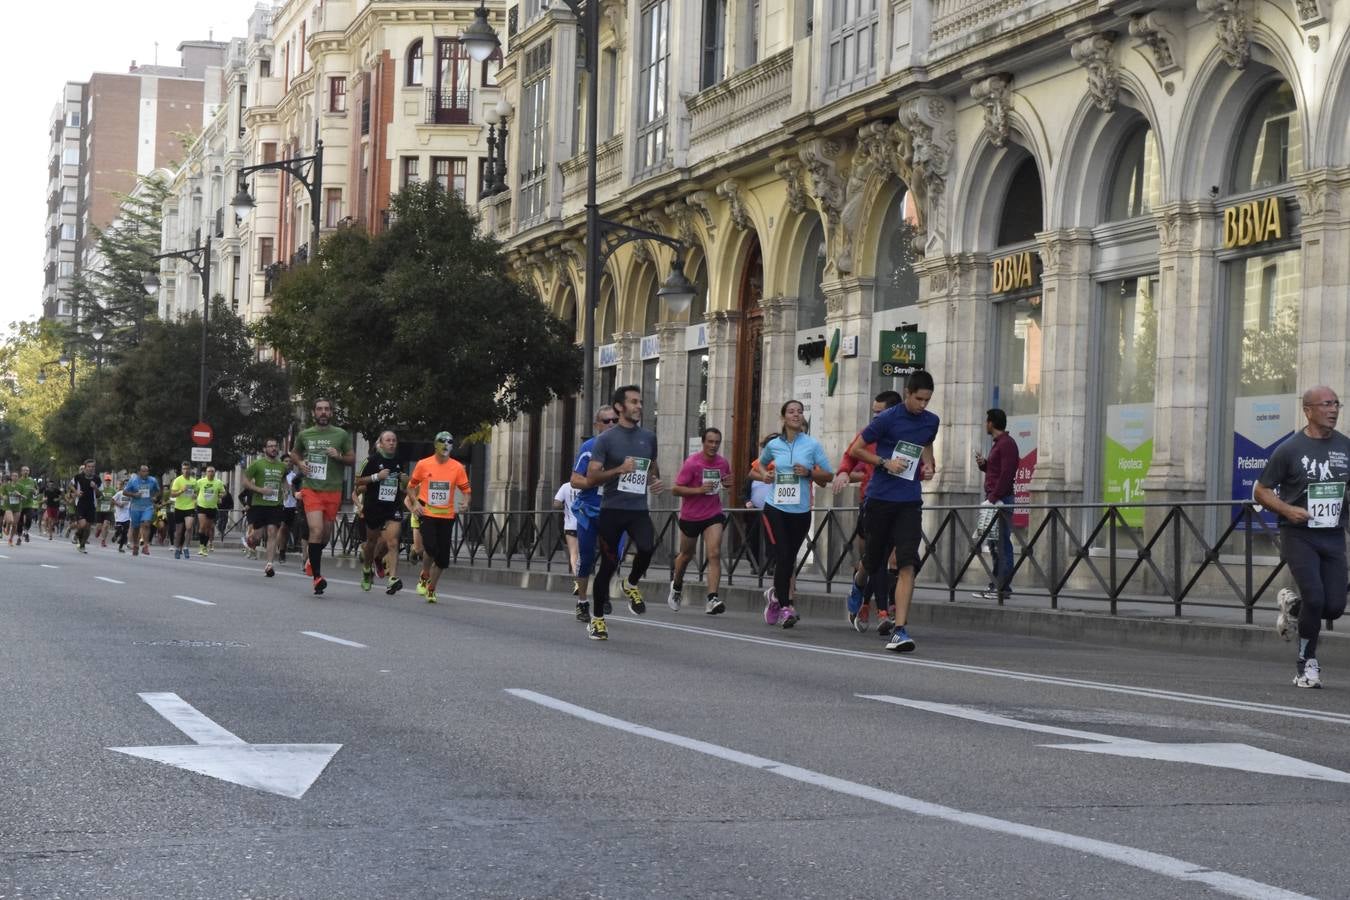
[231,123,324,259]
[35,356,74,387]
[462,4,695,420]
[143,237,212,423]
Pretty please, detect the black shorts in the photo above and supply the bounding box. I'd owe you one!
[363,507,404,531]
[564,528,578,537]
[97,510,114,524]
[861,499,924,573]
[195,507,218,522]
[75,505,96,524]
[248,505,286,528]
[172,508,195,527]
[282,507,297,528]
[678,515,725,539]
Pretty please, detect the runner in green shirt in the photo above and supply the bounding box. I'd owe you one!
[242,438,288,577]
[169,462,198,560]
[194,466,227,556]
[95,474,117,548]
[17,466,38,544]
[288,398,355,595]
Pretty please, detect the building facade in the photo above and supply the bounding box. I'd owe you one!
[486,0,1350,536]
[43,84,85,323]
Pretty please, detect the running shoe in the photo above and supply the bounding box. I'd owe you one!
[1276,588,1300,641]
[778,605,799,628]
[264,563,275,578]
[763,588,781,625]
[575,601,590,622]
[970,589,1002,601]
[425,589,438,604]
[622,581,646,615]
[386,576,403,596]
[705,595,726,615]
[132,546,140,557]
[197,547,206,557]
[885,626,916,652]
[877,612,894,636]
[361,567,374,592]
[667,581,682,612]
[313,576,327,596]
[846,581,864,618]
[142,544,149,556]
[1295,658,1322,688]
[304,559,313,577]
[853,604,871,633]
[174,548,182,559]
[118,545,125,553]
[416,578,428,597]
[587,617,608,640]
[78,545,87,554]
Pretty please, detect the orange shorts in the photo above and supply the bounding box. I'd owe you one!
[300,489,342,522]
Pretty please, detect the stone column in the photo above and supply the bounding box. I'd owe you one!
[758,295,800,433]
[706,309,741,453]
[613,331,642,389]
[819,276,876,477]
[486,419,531,511]
[1296,170,1350,390]
[655,321,690,468]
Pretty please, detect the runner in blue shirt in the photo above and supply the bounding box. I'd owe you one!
[123,464,162,558]
[847,370,939,652]
[568,406,618,620]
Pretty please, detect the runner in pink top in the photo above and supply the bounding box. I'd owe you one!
[668,427,733,614]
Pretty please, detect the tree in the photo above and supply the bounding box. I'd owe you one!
[258,182,581,440]
[0,320,86,472]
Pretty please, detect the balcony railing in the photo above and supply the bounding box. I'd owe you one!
[425,88,472,125]
[930,0,1065,52]
[687,49,793,158]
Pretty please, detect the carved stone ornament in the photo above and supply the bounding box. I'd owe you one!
[1155,209,1195,253]
[1070,33,1119,112]
[833,122,899,274]
[897,92,956,257]
[1129,12,1182,75]
[970,75,1012,148]
[686,191,717,236]
[1197,0,1250,69]
[716,180,753,231]
[1294,0,1324,26]
[797,138,846,226]
[774,158,810,215]
[600,0,626,50]
[665,201,696,246]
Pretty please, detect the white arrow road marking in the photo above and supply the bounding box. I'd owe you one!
[173,595,215,606]
[300,631,367,648]
[861,695,1350,785]
[109,692,341,799]
[40,564,59,569]
[95,576,125,584]
[508,689,1307,900]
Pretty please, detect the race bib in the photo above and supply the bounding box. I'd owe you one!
[1307,482,1345,529]
[617,458,650,495]
[8,494,20,506]
[891,441,923,481]
[98,500,111,512]
[262,488,279,501]
[139,489,150,499]
[773,472,802,506]
[377,480,397,502]
[308,455,329,481]
[702,468,722,492]
[184,485,196,498]
[428,480,451,508]
[202,488,216,503]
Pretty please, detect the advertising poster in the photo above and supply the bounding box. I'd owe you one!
[1232,394,1297,529]
[1103,403,1154,527]
[793,372,828,435]
[1006,414,1038,528]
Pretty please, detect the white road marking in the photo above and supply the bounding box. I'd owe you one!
[95,576,125,584]
[40,564,59,569]
[507,689,1308,900]
[861,694,1350,784]
[108,692,341,799]
[300,630,367,648]
[173,595,216,606]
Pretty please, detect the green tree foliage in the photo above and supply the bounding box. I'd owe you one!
[46,300,292,473]
[258,182,581,440]
[0,320,86,472]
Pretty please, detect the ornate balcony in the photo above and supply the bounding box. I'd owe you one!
[687,50,793,162]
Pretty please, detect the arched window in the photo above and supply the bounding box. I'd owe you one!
[600,280,616,341]
[797,221,827,329]
[997,158,1043,246]
[1231,81,1300,193]
[406,40,424,87]
[688,256,708,323]
[1106,125,1162,221]
[875,190,919,311]
[643,271,661,333]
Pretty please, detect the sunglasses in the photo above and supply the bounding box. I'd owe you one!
[599,417,618,424]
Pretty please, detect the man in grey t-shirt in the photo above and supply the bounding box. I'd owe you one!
[581,384,665,640]
[1255,385,1350,688]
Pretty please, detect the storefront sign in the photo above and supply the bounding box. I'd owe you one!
[597,342,618,368]
[640,334,660,360]
[1222,196,1285,249]
[992,252,1039,293]
[1232,394,1297,529]
[793,372,827,434]
[1007,415,1038,528]
[685,322,708,352]
[877,330,926,377]
[1103,403,1154,528]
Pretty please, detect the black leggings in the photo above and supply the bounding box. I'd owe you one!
[763,506,811,604]
[421,517,455,570]
[1282,525,1348,660]
[114,522,130,547]
[593,509,655,617]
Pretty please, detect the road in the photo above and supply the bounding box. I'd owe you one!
[2,535,1347,899]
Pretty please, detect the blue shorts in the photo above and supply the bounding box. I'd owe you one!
[130,507,155,528]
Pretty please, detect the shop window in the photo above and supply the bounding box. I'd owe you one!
[1231,82,1301,194]
[797,221,827,329]
[875,189,920,311]
[1106,125,1162,221]
[1100,276,1158,525]
[997,158,1043,246]
[688,256,708,324]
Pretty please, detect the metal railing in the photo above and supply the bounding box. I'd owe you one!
[425,88,472,125]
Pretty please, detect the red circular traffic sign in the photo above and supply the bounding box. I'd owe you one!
[190,422,214,446]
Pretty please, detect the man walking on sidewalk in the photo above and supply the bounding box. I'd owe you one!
[973,408,1018,601]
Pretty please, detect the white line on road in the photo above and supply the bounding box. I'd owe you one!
[300,630,367,648]
[507,689,1308,900]
[95,576,125,584]
[137,691,245,745]
[40,564,59,569]
[173,595,216,606]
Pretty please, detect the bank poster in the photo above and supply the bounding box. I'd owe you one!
[1232,394,1297,529]
[1006,415,1038,528]
[1103,403,1154,527]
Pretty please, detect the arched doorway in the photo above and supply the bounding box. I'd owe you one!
[732,236,764,500]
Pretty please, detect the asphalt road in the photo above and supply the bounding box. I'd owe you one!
[2,535,1348,899]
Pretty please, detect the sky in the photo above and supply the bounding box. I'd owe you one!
[2,1,272,337]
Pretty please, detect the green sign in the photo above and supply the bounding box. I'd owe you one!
[877,330,926,377]
[1102,403,1154,528]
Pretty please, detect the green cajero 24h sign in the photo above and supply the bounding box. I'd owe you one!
[877,330,926,377]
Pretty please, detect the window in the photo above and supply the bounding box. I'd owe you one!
[232,255,242,309]
[1099,275,1158,525]
[479,157,491,196]
[997,158,1043,246]
[825,0,879,96]
[328,76,347,112]
[432,39,472,124]
[262,142,278,164]
[1106,125,1162,221]
[406,39,424,86]
[742,0,761,69]
[61,223,76,241]
[401,156,421,186]
[481,46,502,87]
[1231,81,1301,193]
[875,190,919,311]
[432,157,468,199]
[260,58,271,78]
[66,110,81,128]
[700,0,727,89]
[636,0,671,174]
[62,144,79,166]
[258,237,274,270]
[63,187,77,204]
[518,42,552,224]
[797,223,828,329]
[601,48,619,141]
[58,261,75,277]
[325,188,342,227]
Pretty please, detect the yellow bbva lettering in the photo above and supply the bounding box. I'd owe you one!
[1262,196,1283,241]
[1223,206,1238,248]
[1237,205,1254,246]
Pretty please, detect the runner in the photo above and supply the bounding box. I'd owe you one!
[194,466,226,556]
[567,406,619,619]
[406,432,471,603]
[18,466,39,544]
[42,479,61,539]
[169,462,198,559]
[111,478,132,552]
[552,479,580,588]
[355,430,409,595]
[1255,385,1350,688]
[669,427,733,614]
[123,464,161,556]
[289,399,355,595]
[2,472,24,546]
[756,401,833,628]
[70,459,99,554]
[581,385,665,641]
[278,464,299,564]
[835,390,902,631]
[95,474,116,547]
[845,370,939,653]
[242,438,287,577]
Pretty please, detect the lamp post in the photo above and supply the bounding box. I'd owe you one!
[90,327,105,375]
[461,4,695,421]
[142,236,212,423]
[231,122,324,260]
[35,355,75,388]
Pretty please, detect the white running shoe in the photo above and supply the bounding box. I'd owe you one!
[1276,588,1300,641]
[1295,658,1322,689]
[667,581,682,612]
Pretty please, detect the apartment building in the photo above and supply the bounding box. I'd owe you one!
[43,84,84,322]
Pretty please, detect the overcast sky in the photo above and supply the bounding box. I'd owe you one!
[2,1,271,337]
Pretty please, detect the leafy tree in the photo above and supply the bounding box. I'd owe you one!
[258,182,581,440]
[0,320,86,471]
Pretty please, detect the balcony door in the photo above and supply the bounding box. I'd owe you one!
[434,39,472,124]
